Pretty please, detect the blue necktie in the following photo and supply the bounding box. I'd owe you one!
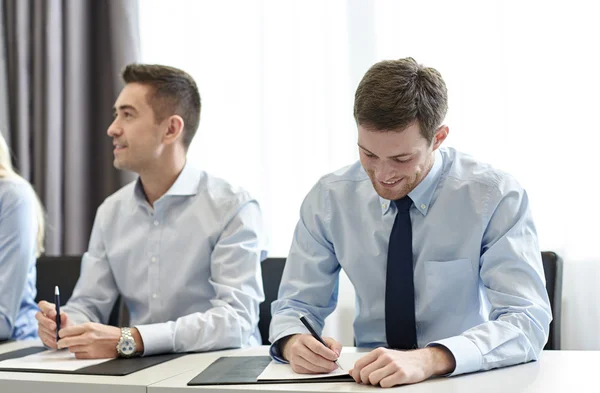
[385,195,418,349]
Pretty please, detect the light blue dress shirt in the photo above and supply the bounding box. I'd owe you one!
[0,178,39,340]
[64,163,267,355]
[270,147,551,376]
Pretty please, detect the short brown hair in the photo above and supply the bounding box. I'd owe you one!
[354,57,447,143]
[122,64,201,150]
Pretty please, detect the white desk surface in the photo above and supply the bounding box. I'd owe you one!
[148,347,600,393]
[0,340,238,393]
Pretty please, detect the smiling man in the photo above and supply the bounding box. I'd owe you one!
[269,58,551,387]
[35,64,266,358]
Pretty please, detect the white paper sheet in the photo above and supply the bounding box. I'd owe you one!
[0,349,113,371]
[257,352,365,381]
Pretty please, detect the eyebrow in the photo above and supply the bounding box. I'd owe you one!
[112,104,139,116]
[357,144,413,159]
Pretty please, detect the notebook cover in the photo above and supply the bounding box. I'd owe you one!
[187,356,354,385]
[0,346,183,376]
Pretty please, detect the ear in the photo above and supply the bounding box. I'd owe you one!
[432,125,449,151]
[163,115,185,146]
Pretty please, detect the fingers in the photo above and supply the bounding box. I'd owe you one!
[38,301,56,317]
[36,301,70,330]
[298,349,339,373]
[303,336,338,361]
[359,355,389,385]
[353,347,380,369]
[323,337,342,356]
[36,308,58,348]
[57,325,94,349]
[351,349,380,383]
[60,312,70,327]
[287,335,339,374]
[57,336,92,349]
[377,364,406,388]
[38,327,58,349]
[35,310,56,331]
[58,324,87,339]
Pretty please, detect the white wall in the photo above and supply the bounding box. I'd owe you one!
[140,0,600,348]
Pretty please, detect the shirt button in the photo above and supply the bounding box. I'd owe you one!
[151,257,157,263]
[382,203,387,209]
[420,204,426,209]
[152,293,158,299]
[153,220,159,226]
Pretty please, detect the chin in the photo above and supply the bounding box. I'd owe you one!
[113,159,131,171]
[373,186,404,201]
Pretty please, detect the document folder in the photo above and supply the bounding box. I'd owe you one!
[187,356,354,385]
[0,346,183,376]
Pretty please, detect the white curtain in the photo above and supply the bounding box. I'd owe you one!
[139,0,600,349]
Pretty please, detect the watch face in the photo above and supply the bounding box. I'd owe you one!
[119,338,136,356]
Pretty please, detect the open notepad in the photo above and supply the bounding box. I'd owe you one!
[0,348,112,371]
[187,353,367,385]
[257,352,365,381]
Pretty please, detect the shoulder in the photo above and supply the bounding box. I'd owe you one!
[317,161,369,188]
[0,177,37,214]
[199,171,254,208]
[302,161,371,213]
[308,161,369,199]
[441,147,524,197]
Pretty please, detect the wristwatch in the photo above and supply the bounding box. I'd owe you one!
[116,327,137,358]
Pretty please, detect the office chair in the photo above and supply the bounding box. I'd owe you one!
[541,251,563,350]
[258,257,287,345]
[35,255,126,327]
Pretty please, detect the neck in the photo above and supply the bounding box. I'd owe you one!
[139,152,186,206]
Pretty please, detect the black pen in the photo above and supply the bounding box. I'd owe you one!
[300,315,343,370]
[54,286,61,343]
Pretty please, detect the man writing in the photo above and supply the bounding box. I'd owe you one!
[270,57,551,387]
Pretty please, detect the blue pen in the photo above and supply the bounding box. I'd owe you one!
[300,315,343,370]
[54,286,61,343]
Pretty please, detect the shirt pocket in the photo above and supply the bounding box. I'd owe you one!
[422,258,477,315]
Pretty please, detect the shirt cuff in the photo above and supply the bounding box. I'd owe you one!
[135,323,174,356]
[427,335,482,376]
[269,338,288,363]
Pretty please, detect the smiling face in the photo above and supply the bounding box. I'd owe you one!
[358,122,448,201]
[106,83,167,174]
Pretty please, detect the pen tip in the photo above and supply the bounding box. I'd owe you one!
[55,286,60,295]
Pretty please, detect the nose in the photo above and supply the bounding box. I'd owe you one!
[107,119,122,137]
[375,161,397,182]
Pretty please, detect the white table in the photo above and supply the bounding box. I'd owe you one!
[0,340,237,393]
[148,347,600,393]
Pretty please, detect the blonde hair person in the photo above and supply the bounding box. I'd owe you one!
[0,131,45,340]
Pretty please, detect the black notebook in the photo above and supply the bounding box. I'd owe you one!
[187,356,354,385]
[0,346,183,376]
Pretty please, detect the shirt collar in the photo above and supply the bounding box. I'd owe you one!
[131,162,201,209]
[379,149,444,216]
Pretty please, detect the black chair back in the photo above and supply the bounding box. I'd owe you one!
[259,257,286,345]
[541,251,563,350]
[36,255,124,327]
